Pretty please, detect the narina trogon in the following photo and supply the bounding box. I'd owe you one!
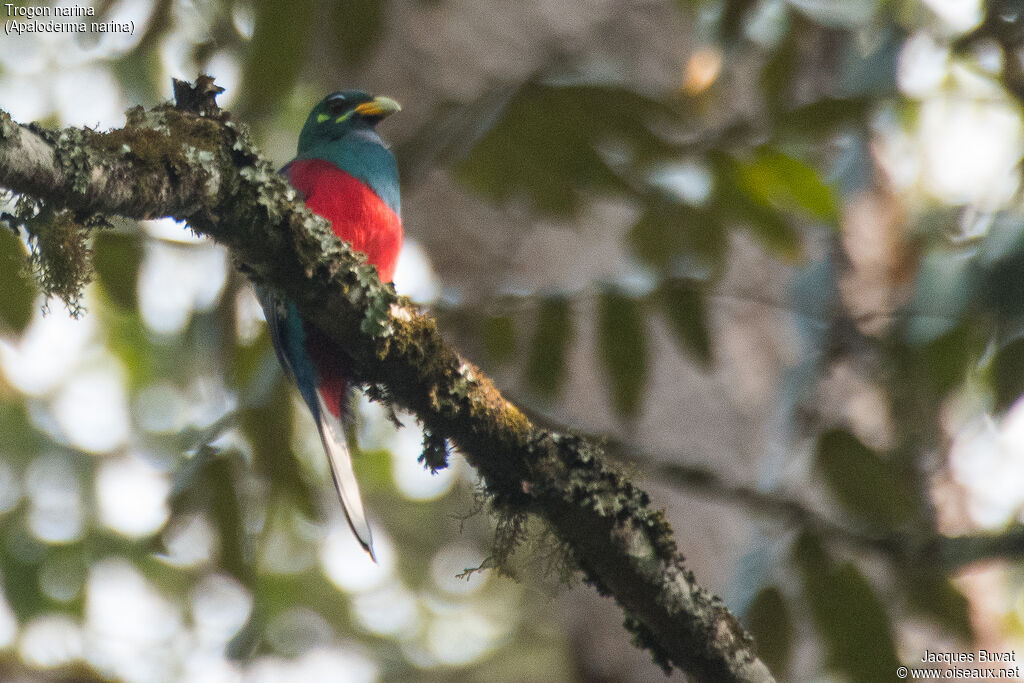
[258,91,403,561]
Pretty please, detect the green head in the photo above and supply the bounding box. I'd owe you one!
[297,90,402,155]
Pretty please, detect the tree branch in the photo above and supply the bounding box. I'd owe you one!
[0,80,774,683]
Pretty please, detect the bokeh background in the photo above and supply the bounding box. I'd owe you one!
[1,0,1023,681]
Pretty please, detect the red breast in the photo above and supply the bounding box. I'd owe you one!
[287,158,403,282]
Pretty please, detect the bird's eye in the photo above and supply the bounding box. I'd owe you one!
[326,95,348,116]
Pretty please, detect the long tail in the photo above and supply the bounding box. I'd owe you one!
[256,287,376,560]
[315,392,376,561]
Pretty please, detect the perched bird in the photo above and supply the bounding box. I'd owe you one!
[258,91,403,560]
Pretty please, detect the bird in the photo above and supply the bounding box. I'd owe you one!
[257,91,403,561]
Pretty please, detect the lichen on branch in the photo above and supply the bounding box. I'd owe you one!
[0,77,775,683]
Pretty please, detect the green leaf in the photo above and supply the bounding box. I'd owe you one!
[976,213,1024,268]
[0,228,36,334]
[237,0,315,120]
[525,297,573,398]
[597,291,649,419]
[168,447,249,582]
[0,399,43,461]
[627,196,726,273]
[719,0,758,43]
[898,323,978,400]
[349,447,391,491]
[100,306,156,389]
[744,586,792,678]
[789,0,881,28]
[656,279,711,365]
[733,147,839,223]
[481,315,516,364]
[92,231,143,311]
[710,153,802,258]
[240,380,316,517]
[39,545,86,616]
[760,23,799,114]
[170,445,220,503]
[814,429,916,530]
[227,602,265,660]
[207,456,248,581]
[0,528,48,620]
[794,534,901,683]
[906,247,978,345]
[229,330,271,394]
[395,88,520,181]
[978,217,1024,318]
[903,569,972,641]
[778,97,873,137]
[835,27,900,98]
[456,83,676,216]
[991,338,1024,412]
[735,199,801,257]
[331,0,386,64]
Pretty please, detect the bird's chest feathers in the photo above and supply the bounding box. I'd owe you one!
[286,158,403,282]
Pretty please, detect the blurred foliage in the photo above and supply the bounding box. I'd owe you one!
[596,290,649,419]
[237,1,317,120]
[5,0,1024,681]
[794,534,901,683]
[0,227,36,334]
[331,0,389,65]
[525,296,574,399]
[92,230,143,312]
[902,567,973,642]
[454,83,678,216]
[814,429,916,532]
[744,585,792,677]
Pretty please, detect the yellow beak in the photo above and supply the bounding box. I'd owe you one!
[354,96,402,118]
